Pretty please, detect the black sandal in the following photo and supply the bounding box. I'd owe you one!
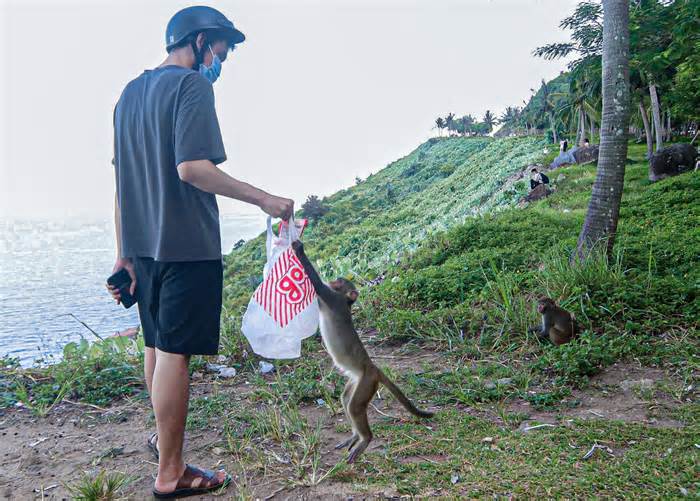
[147,432,159,460]
[152,464,231,499]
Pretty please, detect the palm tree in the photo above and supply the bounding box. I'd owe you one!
[483,110,496,133]
[536,79,559,143]
[435,117,445,137]
[445,113,455,134]
[555,64,601,145]
[577,0,631,257]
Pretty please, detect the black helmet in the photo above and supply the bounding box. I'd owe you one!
[165,6,245,52]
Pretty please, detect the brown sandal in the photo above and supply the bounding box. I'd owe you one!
[152,464,231,499]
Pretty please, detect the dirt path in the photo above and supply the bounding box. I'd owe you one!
[0,354,688,500]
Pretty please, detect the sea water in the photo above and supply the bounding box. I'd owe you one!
[0,213,266,366]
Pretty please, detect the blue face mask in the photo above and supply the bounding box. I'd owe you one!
[199,45,222,84]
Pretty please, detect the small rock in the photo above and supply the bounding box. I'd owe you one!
[191,371,203,380]
[217,355,227,363]
[259,361,275,374]
[316,399,326,406]
[482,437,494,443]
[484,382,496,390]
[217,367,237,378]
[620,379,654,392]
[451,474,460,484]
[212,447,225,456]
[496,378,513,386]
[679,487,688,496]
[206,363,236,378]
[556,174,566,182]
[391,276,401,283]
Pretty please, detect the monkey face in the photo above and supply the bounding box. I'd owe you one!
[330,278,359,304]
[537,297,555,313]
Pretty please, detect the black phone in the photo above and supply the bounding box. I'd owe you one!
[107,268,137,309]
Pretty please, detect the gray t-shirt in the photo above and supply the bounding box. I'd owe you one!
[113,65,226,262]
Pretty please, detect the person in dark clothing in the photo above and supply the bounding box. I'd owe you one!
[106,6,293,498]
[560,139,569,152]
[530,167,550,189]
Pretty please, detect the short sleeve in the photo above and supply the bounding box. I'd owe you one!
[174,74,227,166]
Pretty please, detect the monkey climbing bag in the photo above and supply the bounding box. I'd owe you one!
[241,216,320,359]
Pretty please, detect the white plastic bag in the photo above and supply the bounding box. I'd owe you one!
[241,216,319,359]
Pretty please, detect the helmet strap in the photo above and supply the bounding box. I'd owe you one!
[190,36,205,71]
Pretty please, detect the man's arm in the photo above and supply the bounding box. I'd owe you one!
[177,159,293,220]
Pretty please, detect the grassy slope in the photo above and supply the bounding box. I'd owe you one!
[215,139,698,497]
[221,136,547,332]
[2,138,697,498]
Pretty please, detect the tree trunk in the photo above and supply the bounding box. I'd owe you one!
[577,0,630,258]
[576,108,582,145]
[549,113,558,143]
[589,112,595,142]
[666,109,671,142]
[649,83,663,151]
[639,101,653,160]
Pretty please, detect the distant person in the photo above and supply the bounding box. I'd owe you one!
[530,167,550,190]
[560,139,568,152]
[107,6,293,498]
[584,137,590,147]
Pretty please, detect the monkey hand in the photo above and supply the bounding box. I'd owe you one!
[291,240,304,255]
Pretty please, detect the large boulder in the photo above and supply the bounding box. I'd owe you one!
[550,145,599,168]
[550,149,577,168]
[521,184,552,204]
[649,143,698,181]
[572,145,599,164]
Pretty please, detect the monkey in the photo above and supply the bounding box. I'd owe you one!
[291,240,433,463]
[531,297,577,346]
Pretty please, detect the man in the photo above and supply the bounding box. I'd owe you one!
[530,167,550,190]
[106,6,293,498]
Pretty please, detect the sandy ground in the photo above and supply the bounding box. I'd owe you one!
[0,356,687,500]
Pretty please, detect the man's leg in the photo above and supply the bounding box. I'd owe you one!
[144,347,156,395]
[151,349,190,492]
[151,260,228,493]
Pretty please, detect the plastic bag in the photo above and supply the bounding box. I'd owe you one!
[241,216,319,359]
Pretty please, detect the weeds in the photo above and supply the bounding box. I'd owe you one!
[65,470,133,501]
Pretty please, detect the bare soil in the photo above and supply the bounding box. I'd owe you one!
[0,353,687,500]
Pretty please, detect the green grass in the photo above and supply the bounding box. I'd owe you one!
[344,409,699,498]
[2,137,697,498]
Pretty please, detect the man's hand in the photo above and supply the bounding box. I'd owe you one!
[106,258,136,305]
[260,195,294,220]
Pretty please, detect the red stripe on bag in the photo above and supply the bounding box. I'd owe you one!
[252,247,316,328]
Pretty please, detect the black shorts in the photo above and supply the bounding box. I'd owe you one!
[133,257,223,355]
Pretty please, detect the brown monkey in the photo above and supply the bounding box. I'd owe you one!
[533,297,577,346]
[291,240,433,463]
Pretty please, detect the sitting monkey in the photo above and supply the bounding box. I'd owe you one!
[291,240,433,463]
[532,297,577,346]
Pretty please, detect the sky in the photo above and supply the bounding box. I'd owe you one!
[0,0,578,220]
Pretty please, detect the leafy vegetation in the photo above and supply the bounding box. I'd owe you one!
[1,335,143,415]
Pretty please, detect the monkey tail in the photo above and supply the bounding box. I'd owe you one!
[377,370,434,418]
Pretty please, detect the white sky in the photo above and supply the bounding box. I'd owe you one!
[0,0,577,220]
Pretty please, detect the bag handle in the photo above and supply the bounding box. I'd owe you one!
[287,215,299,244]
[265,216,273,260]
[266,215,299,259]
